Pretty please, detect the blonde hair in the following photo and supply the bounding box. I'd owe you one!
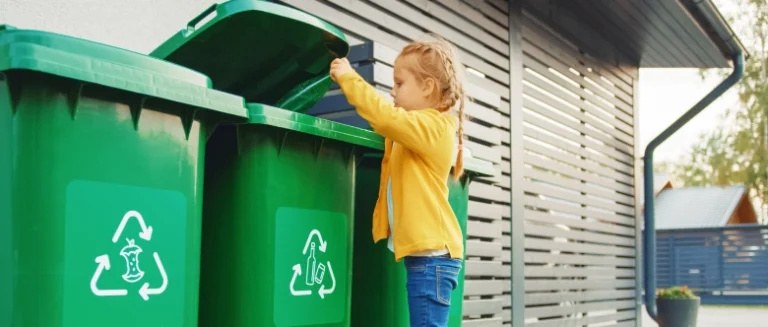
[397,34,466,180]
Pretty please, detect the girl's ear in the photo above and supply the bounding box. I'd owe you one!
[421,77,437,100]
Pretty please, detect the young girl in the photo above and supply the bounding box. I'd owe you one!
[330,36,466,327]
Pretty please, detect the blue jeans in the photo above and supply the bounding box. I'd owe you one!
[404,256,462,327]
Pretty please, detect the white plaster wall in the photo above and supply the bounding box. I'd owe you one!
[0,0,222,54]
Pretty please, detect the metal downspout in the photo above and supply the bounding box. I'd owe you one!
[643,52,744,321]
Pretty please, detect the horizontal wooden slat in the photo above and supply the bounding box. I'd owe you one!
[499,129,510,145]
[521,77,634,147]
[525,300,635,319]
[461,318,503,327]
[469,200,504,220]
[465,280,507,296]
[524,195,635,227]
[524,181,635,216]
[314,0,510,82]
[404,0,509,53]
[499,160,511,175]
[523,140,634,185]
[467,240,503,258]
[525,311,636,327]
[525,279,636,291]
[521,14,634,96]
[522,42,634,117]
[468,220,503,239]
[470,181,507,202]
[525,289,636,305]
[525,266,635,278]
[465,0,508,28]
[525,209,635,237]
[463,299,504,316]
[524,223,635,247]
[523,57,633,125]
[525,238,636,256]
[467,120,502,145]
[496,169,511,189]
[524,252,636,267]
[524,154,634,195]
[372,0,509,63]
[522,111,633,165]
[520,34,633,106]
[466,260,504,277]
[524,167,634,205]
[523,124,632,173]
[468,101,504,126]
[498,142,511,159]
[522,92,633,155]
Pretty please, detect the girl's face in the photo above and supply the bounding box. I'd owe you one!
[391,57,437,111]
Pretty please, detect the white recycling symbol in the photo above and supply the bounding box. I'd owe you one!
[289,229,336,299]
[90,210,168,301]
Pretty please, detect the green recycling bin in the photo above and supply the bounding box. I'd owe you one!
[199,104,383,326]
[150,1,380,326]
[350,151,495,327]
[0,25,247,327]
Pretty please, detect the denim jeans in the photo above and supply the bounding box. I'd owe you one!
[404,256,462,327]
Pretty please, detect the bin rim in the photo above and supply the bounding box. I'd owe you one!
[0,26,248,119]
[150,0,349,112]
[0,24,212,88]
[245,103,384,150]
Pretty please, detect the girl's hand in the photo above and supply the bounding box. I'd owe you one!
[330,57,353,82]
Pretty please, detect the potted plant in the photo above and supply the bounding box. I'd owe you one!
[656,286,700,327]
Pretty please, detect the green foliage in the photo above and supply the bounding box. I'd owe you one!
[668,0,768,224]
[657,286,698,300]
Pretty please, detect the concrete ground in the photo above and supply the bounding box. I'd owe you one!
[641,305,768,326]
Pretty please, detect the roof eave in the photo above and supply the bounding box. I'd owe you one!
[683,0,750,62]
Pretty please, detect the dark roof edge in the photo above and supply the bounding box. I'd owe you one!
[719,185,747,225]
[683,0,750,61]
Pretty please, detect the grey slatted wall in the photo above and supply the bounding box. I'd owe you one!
[281,0,511,325]
[288,1,641,326]
[518,9,639,327]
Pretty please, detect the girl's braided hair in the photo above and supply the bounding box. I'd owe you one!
[398,34,466,180]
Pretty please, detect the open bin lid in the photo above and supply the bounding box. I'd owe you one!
[151,0,349,112]
[246,103,384,150]
[462,152,496,177]
[0,24,247,119]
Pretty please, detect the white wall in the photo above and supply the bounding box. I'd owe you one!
[0,0,221,54]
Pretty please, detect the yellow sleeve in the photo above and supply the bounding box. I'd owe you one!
[336,70,450,154]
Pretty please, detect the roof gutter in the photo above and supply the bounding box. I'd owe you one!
[643,0,746,322]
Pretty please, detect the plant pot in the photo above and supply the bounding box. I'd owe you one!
[656,298,700,327]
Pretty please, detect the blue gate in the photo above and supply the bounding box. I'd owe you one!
[656,224,768,305]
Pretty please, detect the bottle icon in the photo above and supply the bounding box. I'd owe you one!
[306,242,316,286]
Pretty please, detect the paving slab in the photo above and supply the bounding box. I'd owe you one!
[641,305,768,326]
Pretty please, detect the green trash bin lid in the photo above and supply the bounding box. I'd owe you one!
[0,24,248,119]
[246,103,384,150]
[151,0,349,113]
[463,154,495,177]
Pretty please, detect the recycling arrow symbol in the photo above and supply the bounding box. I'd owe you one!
[289,229,336,300]
[90,210,168,301]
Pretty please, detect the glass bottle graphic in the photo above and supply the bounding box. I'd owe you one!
[306,242,316,286]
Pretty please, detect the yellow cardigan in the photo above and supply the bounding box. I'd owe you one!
[337,71,464,261]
